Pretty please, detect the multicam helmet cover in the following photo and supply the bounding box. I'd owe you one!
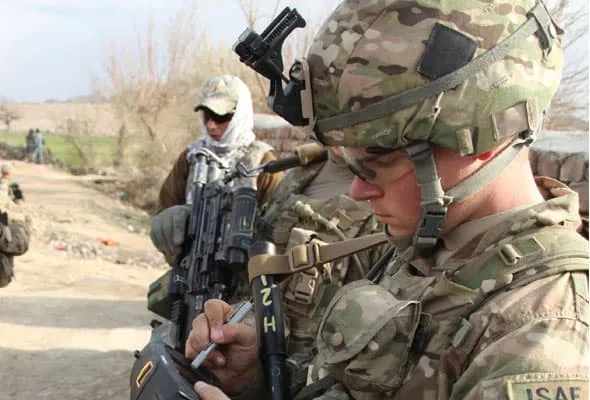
[308,0,563,155]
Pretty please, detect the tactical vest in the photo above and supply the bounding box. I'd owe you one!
[305,226,589,399]
[185,140,272,204]
[257,161,383,365]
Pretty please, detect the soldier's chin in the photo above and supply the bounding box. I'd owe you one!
[207,131,223,141]
[386,225,414,238]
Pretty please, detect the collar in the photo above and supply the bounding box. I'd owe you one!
[409,176,580,275]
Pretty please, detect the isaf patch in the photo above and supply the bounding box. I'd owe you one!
[505,374,588,400]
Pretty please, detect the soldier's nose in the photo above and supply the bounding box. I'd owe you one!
[349,176,383,201]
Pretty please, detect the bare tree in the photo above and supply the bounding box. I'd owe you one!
[95,6,202,166]
[0,105,21,131]
[545,0,589,130]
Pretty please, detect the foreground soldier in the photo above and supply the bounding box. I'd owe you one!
[186,1,589,399]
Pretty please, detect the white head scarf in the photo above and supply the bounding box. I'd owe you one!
[190,75,256,158]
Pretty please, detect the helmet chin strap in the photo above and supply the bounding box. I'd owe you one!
[405,130,536,249]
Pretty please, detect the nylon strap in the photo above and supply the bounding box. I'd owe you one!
[314,1,552,133]
[406,143,451,248]
[247,232,388,283]
[445,133,534,203]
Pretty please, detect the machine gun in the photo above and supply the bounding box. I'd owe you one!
[130,143,327,400]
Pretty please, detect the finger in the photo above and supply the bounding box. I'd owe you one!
[194,349,226,369]
[185,314,211,359]
[203,300,233,332]
[219,322,257,347]
[194,381,230,400]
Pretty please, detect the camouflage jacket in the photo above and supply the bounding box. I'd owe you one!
[256,159,386,366]
[305,177,589,400]
[0,178,14,211]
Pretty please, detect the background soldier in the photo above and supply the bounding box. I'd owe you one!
[0,163,29,287]
[0,163,16,209]
[185,0,589,399]
[149,75,283,303]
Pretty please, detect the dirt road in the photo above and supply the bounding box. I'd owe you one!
[0,160,167,399]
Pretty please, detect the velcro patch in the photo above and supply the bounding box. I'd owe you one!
[418,22,477,80]
[505,373,588,400]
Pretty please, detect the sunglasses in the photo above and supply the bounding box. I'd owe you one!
[202,109,234,124]
[340,146,415,183]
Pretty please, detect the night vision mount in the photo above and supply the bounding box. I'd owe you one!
[233,7,314,127]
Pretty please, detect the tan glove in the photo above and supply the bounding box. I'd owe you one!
[150,205,191,263]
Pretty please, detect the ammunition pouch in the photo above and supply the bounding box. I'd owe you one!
[313,279,422,393]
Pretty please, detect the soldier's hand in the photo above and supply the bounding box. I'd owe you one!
[194,382,231,400]
[150,205,191,262]
[186,299,258,394]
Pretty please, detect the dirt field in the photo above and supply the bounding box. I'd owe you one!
[0,160,167,399]
[6,103,117,136]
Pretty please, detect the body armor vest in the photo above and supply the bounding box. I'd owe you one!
[257,161,383,366]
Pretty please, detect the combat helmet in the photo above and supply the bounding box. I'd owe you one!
[306,0,564,247]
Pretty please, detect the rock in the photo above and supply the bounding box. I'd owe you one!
[559,154,586,183]
[536,152,560,179]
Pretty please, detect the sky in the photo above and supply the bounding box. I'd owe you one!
[0,0,587,103]
[0,0,340,103]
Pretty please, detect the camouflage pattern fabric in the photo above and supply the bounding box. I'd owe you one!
[0,253,15,288]
[307,178,589,399]
[307,0,563,155]
[0,178,13,211]
[257,160,386,367]
[0,223,29,288]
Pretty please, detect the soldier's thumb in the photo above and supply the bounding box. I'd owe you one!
[194,381,230,400]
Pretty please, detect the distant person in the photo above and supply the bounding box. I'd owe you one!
[25,129,35,158]
[31,128,45,164]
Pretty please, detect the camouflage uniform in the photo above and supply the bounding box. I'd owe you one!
[250,0,588,398]
[0,164,15,211]
[308,177,588,399]
[257,155,386,366]
[0,165,29,287]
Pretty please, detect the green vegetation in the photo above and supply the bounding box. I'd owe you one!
[0,131,116,170]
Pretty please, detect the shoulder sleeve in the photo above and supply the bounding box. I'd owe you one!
[256,151,284,205]
[157,149,190,213]
[451,289,589,399]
